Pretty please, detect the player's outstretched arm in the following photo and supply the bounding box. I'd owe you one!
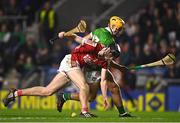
[58,31,82,43]
[100,68,111,110]
[58,32,94,44]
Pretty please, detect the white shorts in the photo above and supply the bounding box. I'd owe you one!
[57,54,80,74]
[57,54,101,84]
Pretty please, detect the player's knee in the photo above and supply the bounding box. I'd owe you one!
[79,83,89,92]
[108,83,119,93]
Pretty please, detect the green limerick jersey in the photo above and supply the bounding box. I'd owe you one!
[91,28,115,47]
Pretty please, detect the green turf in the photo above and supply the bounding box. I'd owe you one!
[0,109,180,122]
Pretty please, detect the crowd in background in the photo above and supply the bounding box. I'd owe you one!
[0,0,62,89]
[116,0,180,89]
[0,0,179,90]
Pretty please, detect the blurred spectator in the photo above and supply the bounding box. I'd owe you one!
[0,9,5,24]
[38,1,57,50]
[19,35,37,57]
[0,23,11,43]
[15,53,35,76]
[131,45,142,65]
[154,25,166,45]
[50,41,70,67]
[36,45,50,66]
[15,52,26,75]
[0,55,5,77]
[147,33,157,51]
[141,43,157,64]
[176,12,180,40]
[3,0,22,31]
[19,0,46,26]
[138,8,155,43]
[13,23,26,45]
[119,42,132,66]
[4,0,20,15]
[24,56,35,72]
[15,35,37,75]
[125,17,137,37]
[178,1,180,13]
[4,68,20,89]
[0,77,4,90]
[162,8,176,35]
[157,40,168,58]
[6,24,24,57]
[168,31,180,49]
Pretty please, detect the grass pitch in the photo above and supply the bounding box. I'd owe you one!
[0,109,180,122]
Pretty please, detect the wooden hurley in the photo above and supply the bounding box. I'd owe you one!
[128,53,176,70]
[64,20,87,36]
[49,20,87,44]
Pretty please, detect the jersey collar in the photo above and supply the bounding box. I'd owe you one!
[105,27,113,34]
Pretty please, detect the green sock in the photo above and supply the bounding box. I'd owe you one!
[117,106,126,114]
[63,93,71,101]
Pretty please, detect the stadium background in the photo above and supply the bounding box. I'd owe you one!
[0,0,179,113]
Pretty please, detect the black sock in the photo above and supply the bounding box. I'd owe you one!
[117,106,126,114]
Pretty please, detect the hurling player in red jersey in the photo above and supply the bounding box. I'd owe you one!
[3,34,117,118]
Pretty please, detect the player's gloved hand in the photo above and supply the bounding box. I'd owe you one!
[58,32,77,40]
[105,54,113,61]
[98,48,113,61]
[58,32,65,38]
[98,48,108,57]
[103,97,110,110]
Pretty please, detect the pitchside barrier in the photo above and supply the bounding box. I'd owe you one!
[0,86,180,111]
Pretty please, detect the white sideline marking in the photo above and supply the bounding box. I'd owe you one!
[152,117,164,120]
[0,117,48,120]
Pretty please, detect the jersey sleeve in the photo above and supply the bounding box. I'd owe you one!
[92,29,101,43]
[100,60,108,69]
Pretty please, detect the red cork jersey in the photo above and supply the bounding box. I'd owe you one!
[71,42,108,69]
